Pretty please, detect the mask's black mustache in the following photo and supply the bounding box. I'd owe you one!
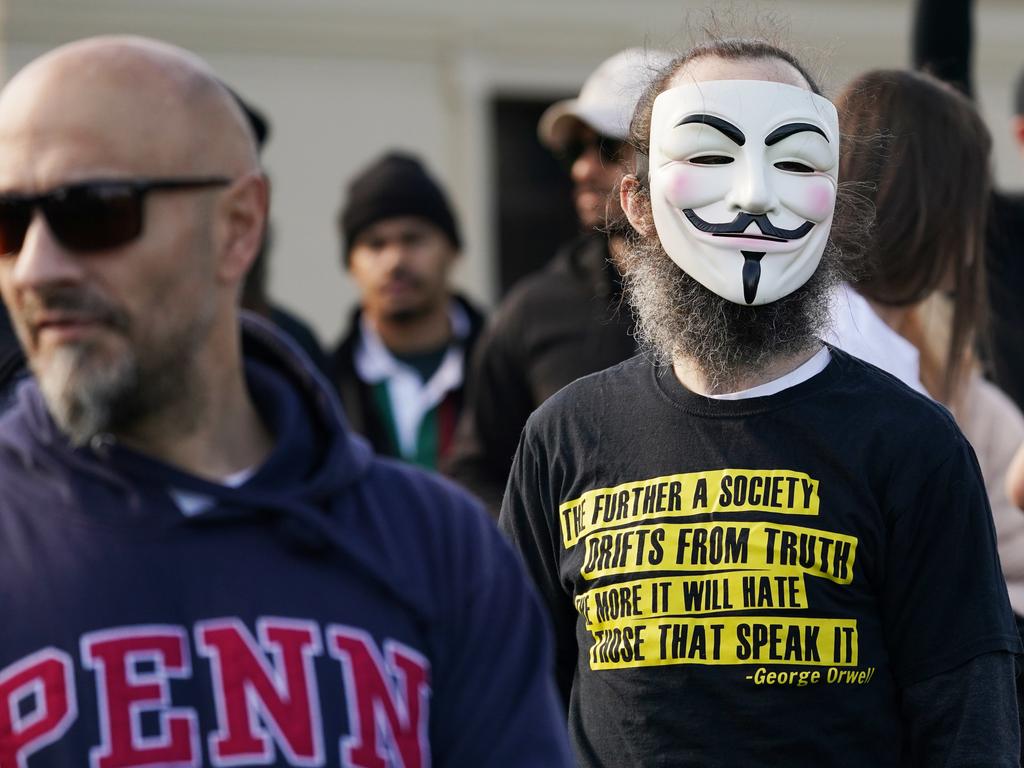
[683,209,814,241]
[741,251,765,305]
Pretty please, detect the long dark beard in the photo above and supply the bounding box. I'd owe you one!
[619,233,844,389]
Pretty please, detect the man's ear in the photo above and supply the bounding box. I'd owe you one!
[620,174,656,236]
[217,172,270,284]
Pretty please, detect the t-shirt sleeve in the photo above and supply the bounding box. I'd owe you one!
[881,435,1022,685]
[499,426,579,706]
[431,490,573,766]
[900,651,1020,766]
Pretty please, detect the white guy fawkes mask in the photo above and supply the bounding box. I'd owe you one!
[648,80,840,305]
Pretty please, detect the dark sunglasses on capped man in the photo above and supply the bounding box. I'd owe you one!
[0,176,231,256]
[555,135,625,169]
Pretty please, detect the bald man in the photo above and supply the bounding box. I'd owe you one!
[0,37,571,767]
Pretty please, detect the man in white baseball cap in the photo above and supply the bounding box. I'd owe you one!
[538,47,672,232]
[446,48,672,514]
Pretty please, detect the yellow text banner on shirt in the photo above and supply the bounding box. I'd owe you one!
[586,615,859,671]
[579,521,856,584]
[576,572,810,628]
[559,469,820,548]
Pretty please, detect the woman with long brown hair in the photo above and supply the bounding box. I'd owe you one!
[831,69,1024,617]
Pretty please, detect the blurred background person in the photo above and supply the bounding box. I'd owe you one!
[829,71,1024,675]
[242,222,329,373]
[1010,442,1024,511]
[232,92,328,373]
[332,152,485,469]
[0,301,23,408]
[913,0,1024,411]
[446,48,671,513]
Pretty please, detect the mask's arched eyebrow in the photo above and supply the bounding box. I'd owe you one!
[676,114,745,146]
[765,122,828,146]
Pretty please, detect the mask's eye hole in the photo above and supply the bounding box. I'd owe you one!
[688,155,734,166]
[774,161,814,173]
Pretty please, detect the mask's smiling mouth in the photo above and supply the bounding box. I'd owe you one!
[713,232,786,243]
[683,209,814,241]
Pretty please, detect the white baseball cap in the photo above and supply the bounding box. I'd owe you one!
[538,47,675,149]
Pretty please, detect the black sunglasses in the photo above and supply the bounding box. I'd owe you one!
[555,135,625,169]
[0,176,232,256]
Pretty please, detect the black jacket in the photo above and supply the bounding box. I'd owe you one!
[445,233,637,514]
[331,294,486,463]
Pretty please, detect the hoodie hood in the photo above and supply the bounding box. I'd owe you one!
[0,315,458,611]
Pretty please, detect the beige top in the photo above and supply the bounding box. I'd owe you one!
[958,373,1024,615]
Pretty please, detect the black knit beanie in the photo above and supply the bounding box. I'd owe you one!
[339,152,461,263]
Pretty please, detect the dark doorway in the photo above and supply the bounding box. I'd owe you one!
[491,94,580,296]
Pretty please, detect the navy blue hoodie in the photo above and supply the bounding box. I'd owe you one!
[0,316,571,767]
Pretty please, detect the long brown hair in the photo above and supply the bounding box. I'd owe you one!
[834,69,991,403]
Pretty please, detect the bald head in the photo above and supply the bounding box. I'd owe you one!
[0,35,258,186]
[0,37,272,452]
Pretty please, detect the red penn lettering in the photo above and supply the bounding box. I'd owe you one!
[0,619,431,768]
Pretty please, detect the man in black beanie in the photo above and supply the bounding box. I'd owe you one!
[331,152,485,469]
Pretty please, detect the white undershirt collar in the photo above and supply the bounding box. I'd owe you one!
[707,347,832,400]
[170,465,257,517]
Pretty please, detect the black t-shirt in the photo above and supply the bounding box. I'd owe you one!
[501,349,1020,767]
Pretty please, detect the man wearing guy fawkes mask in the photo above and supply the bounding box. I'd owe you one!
[500,39,1021,768]
[625,71,845,387]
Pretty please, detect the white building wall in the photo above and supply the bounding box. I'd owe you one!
[2,0,1022,345]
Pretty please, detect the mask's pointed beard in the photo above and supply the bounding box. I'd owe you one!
[741,251,766,305]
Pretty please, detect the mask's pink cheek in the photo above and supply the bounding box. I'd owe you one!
[801,181,836,221]
[663,167,695,207]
